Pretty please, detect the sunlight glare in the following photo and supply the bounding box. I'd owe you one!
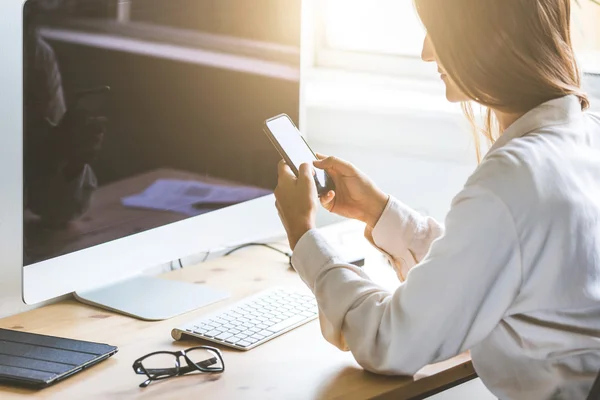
[324,0,425,56]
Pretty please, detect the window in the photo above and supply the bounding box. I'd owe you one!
[315,0,435,79]
[572,0,600,73]
[322,0,423,57]
[316,0,600,75]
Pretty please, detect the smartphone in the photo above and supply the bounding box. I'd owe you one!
[72,86,111,113]
[263,114,335,196]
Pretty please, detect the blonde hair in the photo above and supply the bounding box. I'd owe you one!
[414,0,590,162]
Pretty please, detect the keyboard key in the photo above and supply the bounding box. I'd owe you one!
[250,334,266,341]
[223,323,235,330]
[249,327,261,333]
[228,329,241,335]
[237,340,252,348]
[229,335,247,343]
[259,330,273,337]
[205,330,223,338]
[245,338,258,345]
[267,315,306,333]
[301,311,316,318]
[257,324,269,330]
[215,332,234,341]
[270,318,283,324]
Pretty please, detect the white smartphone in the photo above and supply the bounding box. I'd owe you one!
[263,114,335,196]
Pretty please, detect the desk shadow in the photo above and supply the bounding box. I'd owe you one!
[315,366,413,400]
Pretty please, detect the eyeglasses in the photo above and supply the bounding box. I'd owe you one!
[132,346,225,388]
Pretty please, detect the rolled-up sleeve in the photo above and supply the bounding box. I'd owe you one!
[292,185,522,375]
[364,197,444,281]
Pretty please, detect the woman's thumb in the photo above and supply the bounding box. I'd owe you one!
[313,156,332,169]
[320,190,336,211]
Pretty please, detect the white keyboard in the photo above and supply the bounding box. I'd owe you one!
[172,288,319,350]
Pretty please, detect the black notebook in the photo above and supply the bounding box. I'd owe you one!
[0,329,117,388]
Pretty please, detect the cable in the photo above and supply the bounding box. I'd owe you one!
[224,243,293,267]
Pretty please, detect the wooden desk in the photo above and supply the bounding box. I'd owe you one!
[1,246,475,400]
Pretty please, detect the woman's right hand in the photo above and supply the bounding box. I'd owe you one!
[313,154,388,227]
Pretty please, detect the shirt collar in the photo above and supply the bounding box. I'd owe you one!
[486,95,583,155]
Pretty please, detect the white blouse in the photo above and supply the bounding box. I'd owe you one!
[291,95,600,400]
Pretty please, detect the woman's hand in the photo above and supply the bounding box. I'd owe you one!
[274,161,320,250]
[314,154,388,228]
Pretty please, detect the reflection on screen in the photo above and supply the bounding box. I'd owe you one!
[22,0,300,266]
[266,116,326,187]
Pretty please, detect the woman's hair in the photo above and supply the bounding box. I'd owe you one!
[414,0,590,161]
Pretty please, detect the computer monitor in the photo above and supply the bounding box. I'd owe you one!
[3,0,302,319]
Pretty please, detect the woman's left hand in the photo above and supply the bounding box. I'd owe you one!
[274,161,320,250]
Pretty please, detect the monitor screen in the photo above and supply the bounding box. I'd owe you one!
[23,0,300,266]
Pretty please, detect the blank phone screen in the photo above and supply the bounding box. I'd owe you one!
[266,116,327,187]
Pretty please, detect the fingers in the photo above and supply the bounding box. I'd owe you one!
[315,153,329,160]
[313,156,354,175]
[298,163,315,186]
[277,160,295,182]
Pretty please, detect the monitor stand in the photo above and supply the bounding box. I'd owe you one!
[74,276,229,321]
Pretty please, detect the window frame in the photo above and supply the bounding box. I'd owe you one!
[313,0,600,76]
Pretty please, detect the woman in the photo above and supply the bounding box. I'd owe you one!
[274,0,600,399]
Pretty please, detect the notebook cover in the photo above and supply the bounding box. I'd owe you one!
[0,329,117,388]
